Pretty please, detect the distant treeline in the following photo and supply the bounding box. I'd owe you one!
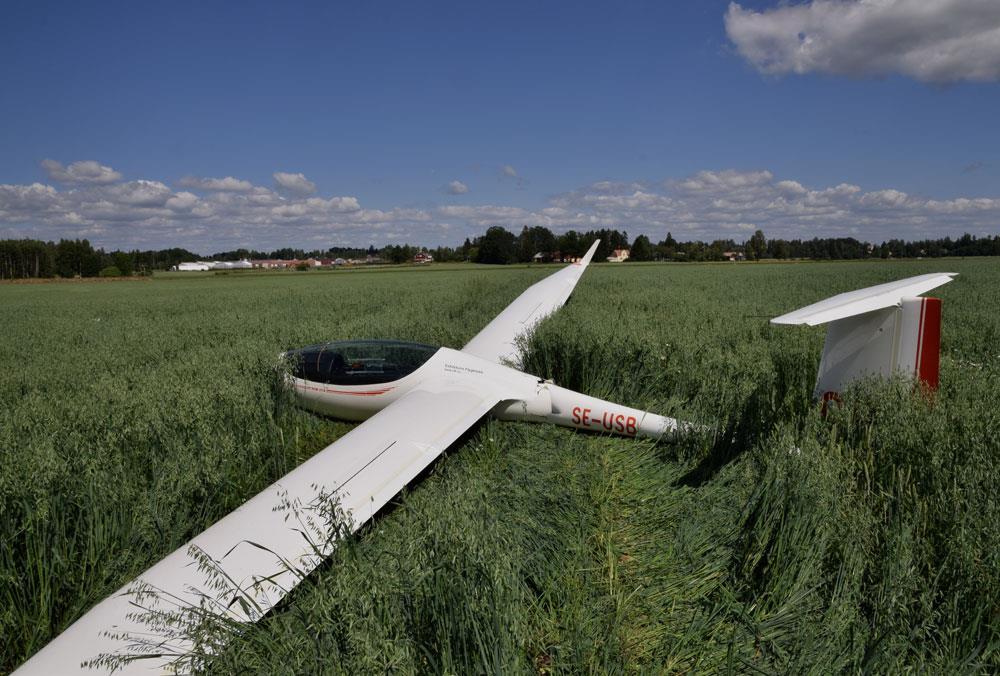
[2,229,999,279]
[453,226,1000,264]
[0,239,200,280]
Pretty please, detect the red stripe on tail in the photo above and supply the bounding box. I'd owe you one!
[917,297,942,390]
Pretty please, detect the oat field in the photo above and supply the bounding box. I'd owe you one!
[2,259,997,673]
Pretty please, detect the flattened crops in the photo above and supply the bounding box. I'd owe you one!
[2,260,998,673]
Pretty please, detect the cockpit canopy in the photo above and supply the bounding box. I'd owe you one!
[286,340,439,386]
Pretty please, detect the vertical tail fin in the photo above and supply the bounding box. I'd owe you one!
[772,273,955,400]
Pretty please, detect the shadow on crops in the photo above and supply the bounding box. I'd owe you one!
[675,384,781,488]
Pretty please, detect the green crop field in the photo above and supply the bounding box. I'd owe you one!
[2,260,998,674]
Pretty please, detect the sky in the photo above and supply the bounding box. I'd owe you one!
[1,0,999,254]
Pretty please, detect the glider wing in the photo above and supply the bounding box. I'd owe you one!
[461,239,601,366]
[15,386,499,675]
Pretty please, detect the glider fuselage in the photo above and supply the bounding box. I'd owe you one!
[287,341,678,439]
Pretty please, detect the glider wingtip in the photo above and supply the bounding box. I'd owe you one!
[769,316,809,326]
[579,239,601,266]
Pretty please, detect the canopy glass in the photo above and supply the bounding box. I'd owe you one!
[287,340,439,386]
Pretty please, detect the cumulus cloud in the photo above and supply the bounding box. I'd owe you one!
[0,165,414,250]
[500,164,528,188]
[677,169,773,192]
[41,159,122,185]
[178,175,254,192]
[105,180,174,207]
[439,204,532,224]
[273,171,317,196]
[516,168,1000,241]
[2,162,1000,250]
[166,191,199,212]
[446,180,469,195]
[725,0,1000,83]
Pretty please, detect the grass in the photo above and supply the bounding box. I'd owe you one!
[1,259,997,673]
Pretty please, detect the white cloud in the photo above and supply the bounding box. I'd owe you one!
[105,180,173,207]
[860,188,910,208]
[439,204,531,224]
[273,171,317,195]
[178,175,254,192]
[725,0,1000,83]
[677,169,773,192]
[499,164,528,188]
[776,179,807,195]
[41,159,122,185]
[2,162,1000,250]
[446,180,469,195]
[166,191,199,212]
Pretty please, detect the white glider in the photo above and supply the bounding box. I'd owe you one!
[15,240,681,674]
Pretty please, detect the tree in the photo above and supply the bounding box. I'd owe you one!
[517,226,557,262]
[112,251,134,276]
[0,239,55,279]
[557,230,582,258]
[55,239,102,277]
[475,226,518,264]
[381,245,415,264]
[747,230,767,261]
[629,235,653,261]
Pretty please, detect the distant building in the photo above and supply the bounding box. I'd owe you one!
[212,259,252,270]
[177,261,212,271]
[333,258,347,266]
[252,259,295,269]
[414,252,433,264]
[722,251,745,262]
[535,251,581,263]
[606,248,630,263]
[176,259,251,271]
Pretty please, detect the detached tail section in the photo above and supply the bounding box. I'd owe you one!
[771,273,956,400]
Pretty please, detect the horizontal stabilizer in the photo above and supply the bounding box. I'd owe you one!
[771,273,957,326]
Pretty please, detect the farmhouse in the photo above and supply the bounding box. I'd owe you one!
[252,259,293,269]
[606,248,630,263]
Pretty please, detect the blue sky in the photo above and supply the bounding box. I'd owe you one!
[1,0,999,252]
